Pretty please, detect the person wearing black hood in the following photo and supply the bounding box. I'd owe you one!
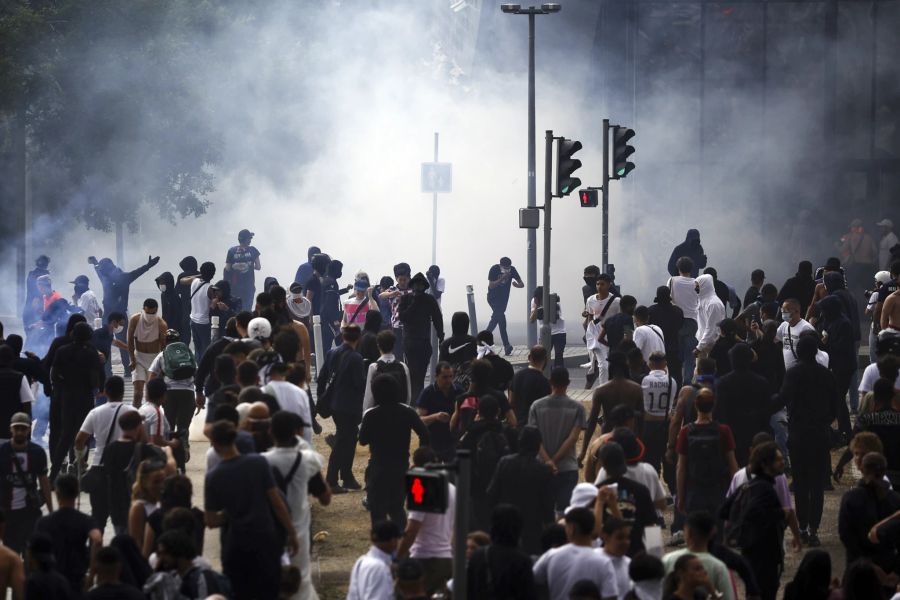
[782,549,839,600]
[838,451,900,570]
[703,267,741,319]
[293,245,321,288]
[778,261,817,316]
[649,285,685,387]
[714,343,774,465]
[818,294,856,437]
[399,272,444,401]
[90,254,160,376]
[708,319,741,378]
[582,265,601,304]
[320,259,346,353]
[667,229,707,278]
[175,256,198,345]
[439,312,477,374]
[304,253,331,321]
[155,272,181,330]
[780,335,840,547]
[209,280,242,324]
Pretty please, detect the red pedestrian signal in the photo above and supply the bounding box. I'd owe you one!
[579,189,598,207]
[411,477,425,503]
[406,469,449,513]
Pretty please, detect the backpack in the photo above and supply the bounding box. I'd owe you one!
[375,360,409,404]
[316,348,348,419]
[181,566,233,599]
[474,428,510,488]
[162,342,196,379]
[721,475,763,549]
[685,421,728,488]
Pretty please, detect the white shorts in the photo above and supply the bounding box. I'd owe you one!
[132,351,157,382]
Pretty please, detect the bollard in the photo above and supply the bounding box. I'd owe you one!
[465,285,478,338]
[312,315,324,374]
[210,315,220,342]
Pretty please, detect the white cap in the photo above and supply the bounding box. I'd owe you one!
[565,483,599,515]
[876,271,893,285]
[247,317,272,340]
[877,219,894,228]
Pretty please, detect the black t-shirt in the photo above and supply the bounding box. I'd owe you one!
[487,265,521,308]
[306,276,323,316]
[596,475,657,555]
[484,354,514,392]
[92,328,114,362]
[34,507,98,587]
[103,441,165,524]
[26,571,76,600]
[414,383,462,459]
[147,506,205,554]
[510,368,551,426]
[603,313,634,351]
[85,582,146,600]
[0,442,47,511]
[454,390,511,434]
[205,454,278,550]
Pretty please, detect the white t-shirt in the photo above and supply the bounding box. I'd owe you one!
[79,402,139,466]
[775,319,815,369]
[77,290,102,323]
[585,294,620,325]
[263,381,314,444]
[12,376,34,407]
[532,298,567,336]
[189,279,211,324]
[263,445,325,531]
[148,352,194,390]
[362,355,412,412]
[859,362,900,393]
[641,370,678,418]
[348,546,395,600]
[139,403,171,439]
[667,276,699,321]
[533,543,618,600]
[663,549,736,600]
[596,462,666,505]
[632,324,666,362]
[408,483,456,559]
[601,550,632,600]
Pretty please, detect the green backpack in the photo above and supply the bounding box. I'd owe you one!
[162,342,196,380]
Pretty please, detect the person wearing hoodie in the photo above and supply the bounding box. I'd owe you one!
[23,254,51,330]
[777,261,817,316]
[175,256,198,345]
[293,245,321,288]
[320,259,347,352]
[818,294,856,437]
[703,267,741,319]
[648,286,684,387]
[209,280,242,325]
[154,272,181,331]
[667,229,707,278]
[399,272,444,401]
[71,274,102,324]
[693,274,726,359]
[708,318,740,377]
[90,254,160,376]
[439,312,477,375]
[780,335,840,547]
[714,343,774,465]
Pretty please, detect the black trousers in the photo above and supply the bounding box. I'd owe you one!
[550,333,567,368]
[789,431,829,532]
[223,539,282,600]
[405,336,431,402]
[367,465,407,530]
[641,420,667,474]
[5,505,42,555]
[50,396,92,481]
[89,471,113,533]
[326,411,360,485]
[743,547,782,600]
[833,367,855,437]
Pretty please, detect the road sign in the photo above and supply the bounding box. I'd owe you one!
[421,162,452,193]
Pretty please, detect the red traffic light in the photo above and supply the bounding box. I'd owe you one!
[579,189,598,207]
[411,477,425,503]
[406,469,449,513]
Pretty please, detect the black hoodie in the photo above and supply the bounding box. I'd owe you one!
[177,256,199,321]
[155,272,182,327]
[667,229,707,277]
[715,343,775,464]
[439,312,476,367]
[398,273,444,341]
[210,280,242,322]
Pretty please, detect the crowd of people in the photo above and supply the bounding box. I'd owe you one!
[1,218,900,599]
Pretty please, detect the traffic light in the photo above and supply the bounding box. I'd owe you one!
[579,189,598,207]
[611,126,635,179]
[547,293,560,323]
[556,138,582,196]
[405,469,449,513]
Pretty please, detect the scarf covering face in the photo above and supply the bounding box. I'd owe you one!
[136,311,160,344]
[477,341,496,360]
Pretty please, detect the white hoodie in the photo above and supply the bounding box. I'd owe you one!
[695,273,726,353]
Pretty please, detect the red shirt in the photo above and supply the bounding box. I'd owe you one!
[42,291,62,311]
[675,422,736,455]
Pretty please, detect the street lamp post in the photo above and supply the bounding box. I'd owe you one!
[501,3,561,348]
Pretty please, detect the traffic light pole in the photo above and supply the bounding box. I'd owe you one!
[526,11,538,347]
[430,132,439,382]
[540,130,553,374]
[602,118,610,272]
[453,449,471,599]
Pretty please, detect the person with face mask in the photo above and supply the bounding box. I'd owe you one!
[92,312,128,386]
[485,257,524,356]
[71,275,102,324]
[224,229,261,311]
[127,299,168,408]
[775,299,815,370]
[398,272,444,401]
[154,272,181,331]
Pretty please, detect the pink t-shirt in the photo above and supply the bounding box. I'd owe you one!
[344,297,370,325]
[727,467,792,509]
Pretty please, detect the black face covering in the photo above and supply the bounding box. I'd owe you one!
[74,284,88,295]
[584,277,597,287]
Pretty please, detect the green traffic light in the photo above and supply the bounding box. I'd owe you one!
[616,168,625,177]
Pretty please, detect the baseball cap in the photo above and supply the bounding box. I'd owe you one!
[610,428,646,464]
[876,271,892,285]
[877,219,894,228]
[238,228,254,240]
[247,317,272,340]
[354,279,369,292]
[565,483,599,514]
[70,275,90,286]
[598,441,628,478]
[10,412,31,428]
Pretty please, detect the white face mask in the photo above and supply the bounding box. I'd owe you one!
[158,284,167,293]
[113,325,124,334]
[781,312,792,322]
[142,312,158,322]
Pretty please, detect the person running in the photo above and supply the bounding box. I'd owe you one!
[486,257,524,356]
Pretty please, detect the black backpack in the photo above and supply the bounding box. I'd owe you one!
[686,421,728,488]
[474,429,510,488]
[375,360,409,404]
[720,475,763,549]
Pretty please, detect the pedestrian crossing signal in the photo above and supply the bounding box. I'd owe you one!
[579,189,598,207]
[406,469,449,513]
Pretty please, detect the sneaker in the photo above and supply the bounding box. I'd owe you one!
[800,530,810,545]
[808,532,821,547]
[504,345,514,356]
[343,479,363,491]
[667,531,685,547]
[325,434,336,449]
[330,484,348,494]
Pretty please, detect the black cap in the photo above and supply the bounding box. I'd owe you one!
[238,229,254,241]
[70,275,90,286]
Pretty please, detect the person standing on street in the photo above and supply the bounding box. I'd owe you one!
[508,346,551,430]
[183,261,216,362]
[632,306,666,364]
[877,219,900,270]
[838,218,878,295]
[0,345,34,444]
[23,255,51,336]
[486,257,524,356]
[347,521,401,600]
[649,285,685,388]
[714,343,774,466]
[127,298,168,408]
[640,352,678,474]
[667,257,701,386]
[584,274,621,388]
[154,272,182,332]
[71,274,102,325]
[530,287,567,368]
[398,272,444,401]
[224,228,261,311]
[777,261,817,317]
[694,274,726,359]
[294,245,321,289]
[667,229,707,278]
[379,263,412,360]
[0,413,53,555]
[148,329,197,453]
[175,256,199,345]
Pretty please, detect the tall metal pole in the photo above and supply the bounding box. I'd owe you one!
[602,119,610,272]
[526,11,538,347]
[432,132,439,265]
[452,449,472,599]
[540,131,553,374]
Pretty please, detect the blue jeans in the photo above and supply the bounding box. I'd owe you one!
[551,333,567,369]
[487,301,512,350]
[32,389,50,444]
[552,470,579,515]
[191,321,211,362]
[678,318,698,384]
[770,409,790,466]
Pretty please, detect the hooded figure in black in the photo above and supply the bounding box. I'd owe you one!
[155,272,181,330]
[751,320,785,392]
[709,318,740,377]
[209,280,241,324]
[667,229,707,277]
[822,271,861,342]
[439,312,476,370]
[714,343,774,465]
[320,259,345,352]
[175,256,198,344]
[783,549,834,600]
[23,255,50,327]
[777,261,817,316]
[818,294,855,436]
[399,272,444,400]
